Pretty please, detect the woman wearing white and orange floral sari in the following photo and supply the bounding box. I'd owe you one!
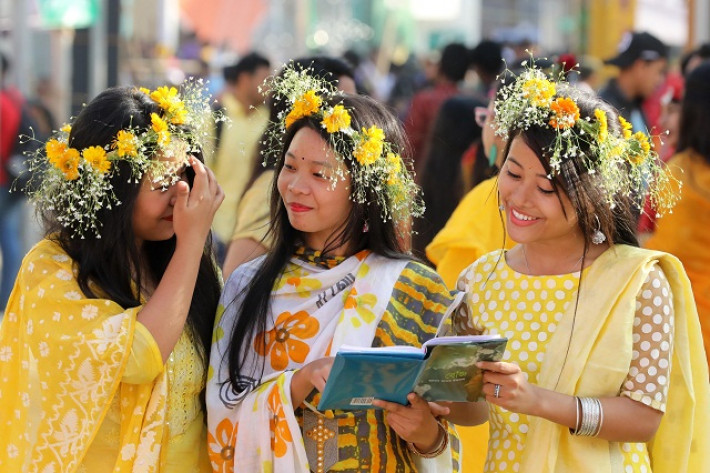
[206,70,468,472]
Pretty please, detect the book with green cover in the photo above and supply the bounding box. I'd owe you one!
[317,335,507,410]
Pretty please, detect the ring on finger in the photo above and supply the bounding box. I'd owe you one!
[494,383,501,398]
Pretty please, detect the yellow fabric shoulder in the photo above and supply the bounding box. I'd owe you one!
[645,149,710,368]
[521,244,710,472]
[0,239,172,473]
[426,176,513,288]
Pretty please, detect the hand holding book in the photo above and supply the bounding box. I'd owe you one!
[317,335,508,410]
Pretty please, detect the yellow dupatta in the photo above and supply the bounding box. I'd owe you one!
[0,239,169,472]
[519,245,710,472]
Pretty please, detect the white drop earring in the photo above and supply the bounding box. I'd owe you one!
[591,215,606,245]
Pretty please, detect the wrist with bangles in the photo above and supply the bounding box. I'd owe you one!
[406,418,449,458]
[569,396,604,437]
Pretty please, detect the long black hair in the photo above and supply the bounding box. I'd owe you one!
[226,94,411,388]
[42,87,221,363]
[501,84,639,252]
[677,61,710,164]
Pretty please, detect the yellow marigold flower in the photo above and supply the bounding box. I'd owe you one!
[151,113,168,133]
[113,130,138,157]
[139,87,151,95]
[635,131,651,154]
[362,125,385,143]
[60,124,72,134]
[151,113,172,145]
[292,90,322,118]
[321,105,351,133]
[619,116,632,139]
[353,140,381,166]
[168,105,188,125]
[46,139,68,165]
[56,147,80,180]
[594,108,608,142]
[284,109,300,129]
[386,152,402,185]
[522,77,556,107]
[548,97,580,129]
[150,86,181,111]
[83,146,111,174]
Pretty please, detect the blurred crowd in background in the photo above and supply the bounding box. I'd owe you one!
[2,0,710,313]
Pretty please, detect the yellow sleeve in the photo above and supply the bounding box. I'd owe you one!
[122,321,164,384]
[230,170,274,247]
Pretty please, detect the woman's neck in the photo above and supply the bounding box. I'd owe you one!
[511,239,609,276]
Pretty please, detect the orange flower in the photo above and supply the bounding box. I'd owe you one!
[56,148,80,180]
[83,146,111,174]
[268,387,293,458]
[254,311,319,371]
[548,97,580,129]
[46,139,68,165]
[207,418,238,472]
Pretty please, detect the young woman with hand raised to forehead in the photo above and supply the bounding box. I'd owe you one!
[0,83,224,471]
[449,66,709,472]
[206,66,464,472]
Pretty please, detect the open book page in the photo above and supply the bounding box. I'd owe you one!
[413,337,507,402]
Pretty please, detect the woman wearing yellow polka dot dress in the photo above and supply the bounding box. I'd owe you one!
[447,66,710,472]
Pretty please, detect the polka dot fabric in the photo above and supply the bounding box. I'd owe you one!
[455,251,674,473]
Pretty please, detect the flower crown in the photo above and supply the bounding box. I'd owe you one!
[261,64,423,225]
[25,80,225,238]
[494,62,679,216]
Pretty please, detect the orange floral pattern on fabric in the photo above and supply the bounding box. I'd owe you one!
[254,311,319,371]
[207,418,238,473]
[268,387,293,458]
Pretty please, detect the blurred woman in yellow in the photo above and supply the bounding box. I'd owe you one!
[646,62,710,369]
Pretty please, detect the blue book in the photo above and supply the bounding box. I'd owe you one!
[317,335,507,410]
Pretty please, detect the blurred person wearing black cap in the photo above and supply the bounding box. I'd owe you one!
[599,31,668,133]
[646,61,710,371]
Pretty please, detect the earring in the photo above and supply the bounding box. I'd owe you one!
[499,204,505,211]
[591,215,606,245]
[363,220,369,233]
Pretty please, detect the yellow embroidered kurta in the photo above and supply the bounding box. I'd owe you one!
[645,149,710,367]
[456,246,710,472]
[0,239,211,472]
[425,176,513,472]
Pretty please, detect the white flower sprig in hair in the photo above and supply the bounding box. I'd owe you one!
[25,79,227,239]
[494,61,679,216]
[261,63,424,224]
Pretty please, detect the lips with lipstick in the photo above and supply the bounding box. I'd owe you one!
[288,202,313,212]
[163,215,173,222]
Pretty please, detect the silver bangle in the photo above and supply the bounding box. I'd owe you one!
[575,397,602,437]
[569,396,580,435]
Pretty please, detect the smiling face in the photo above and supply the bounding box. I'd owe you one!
[277,126,353,254]
[498,135,583,247]
[132,152,190,245]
